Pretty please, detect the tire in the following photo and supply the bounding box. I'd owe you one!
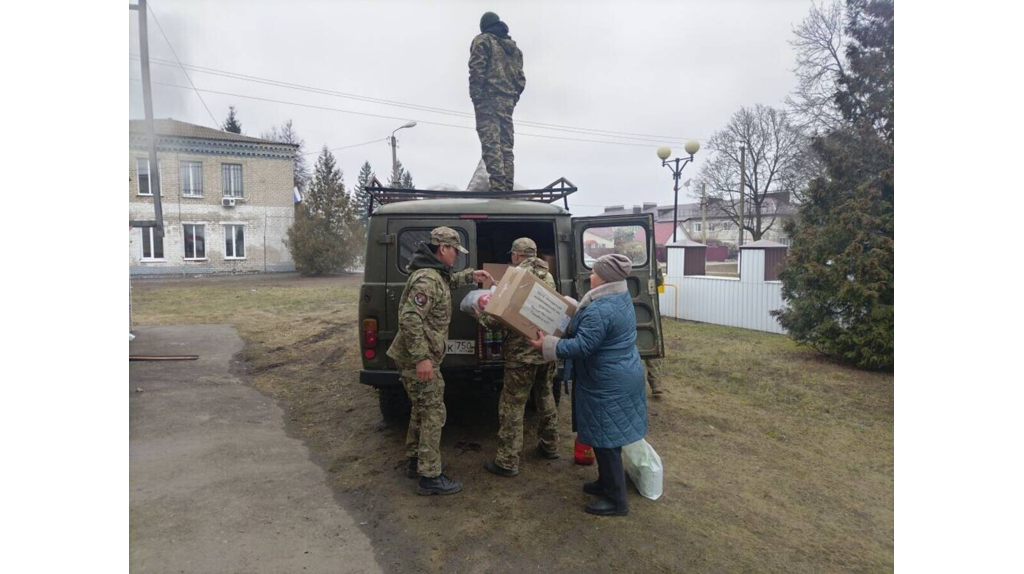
[378,387,411,422]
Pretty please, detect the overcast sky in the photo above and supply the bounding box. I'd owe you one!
[129,0,814,217]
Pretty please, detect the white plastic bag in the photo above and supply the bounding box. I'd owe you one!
[459,287,496,316]
[622,438,663,500]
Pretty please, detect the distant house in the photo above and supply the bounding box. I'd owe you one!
[599,194,795,253]
[128,119,298,275]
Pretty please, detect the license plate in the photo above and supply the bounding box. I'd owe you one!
[445,340,476,355]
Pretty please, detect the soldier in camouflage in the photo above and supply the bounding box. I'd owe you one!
[469,11,525,192]
[386,227,492,495]
[481,238,560,477]
[646,261,666,397]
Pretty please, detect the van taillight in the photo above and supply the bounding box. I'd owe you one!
[362,318,378,349]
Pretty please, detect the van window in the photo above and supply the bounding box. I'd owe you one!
[398,228,469,273]
[581,225,648,268]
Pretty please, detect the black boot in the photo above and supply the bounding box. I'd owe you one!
[484,460,519,477]
[536,445,560,460]
[417,474,463,495]
[585,497,628,517]
[583,480,605,496]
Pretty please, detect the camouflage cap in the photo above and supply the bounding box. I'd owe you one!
[509,237,537,256]
[430,226,469,253]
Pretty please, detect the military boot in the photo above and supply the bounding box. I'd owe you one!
[417,473,463,495]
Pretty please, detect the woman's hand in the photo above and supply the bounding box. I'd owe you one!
[526,329,545,351]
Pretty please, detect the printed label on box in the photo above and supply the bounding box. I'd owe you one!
[520,282,570,335]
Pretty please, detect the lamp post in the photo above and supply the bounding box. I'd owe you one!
[389,121,417,185]
[657,140,700,243]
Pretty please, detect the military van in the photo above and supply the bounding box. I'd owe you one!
[357,179,665,420]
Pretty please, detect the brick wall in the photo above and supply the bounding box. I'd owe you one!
[128,150,296,275]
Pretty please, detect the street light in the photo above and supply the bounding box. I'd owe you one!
[390,121,417,185]
[657,140,700,243]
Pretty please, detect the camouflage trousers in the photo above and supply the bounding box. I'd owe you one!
[645,358,663,393]
[496,363,558,472]
[397,362,446,478]
[474,97,516,191]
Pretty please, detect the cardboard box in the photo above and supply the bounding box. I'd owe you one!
[483,266,577,339]
[540,254,557,272]
[481,263,510,289]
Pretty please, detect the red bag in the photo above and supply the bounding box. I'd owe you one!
[573,437,595,466]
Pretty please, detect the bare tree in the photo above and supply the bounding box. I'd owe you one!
[262,119,311,193]
[786,0,846,135]
[697,105,808,241]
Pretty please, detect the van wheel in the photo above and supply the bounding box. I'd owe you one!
[378,388,411,422]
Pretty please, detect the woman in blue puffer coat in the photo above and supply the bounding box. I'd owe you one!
[528,253,647,516]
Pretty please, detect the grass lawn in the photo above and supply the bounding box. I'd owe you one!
[132,273,893,572]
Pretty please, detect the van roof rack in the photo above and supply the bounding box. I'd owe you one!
[364,176,578,213]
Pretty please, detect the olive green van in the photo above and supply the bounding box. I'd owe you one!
[357,181,664,420]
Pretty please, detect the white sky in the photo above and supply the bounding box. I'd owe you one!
[129,0,814,217]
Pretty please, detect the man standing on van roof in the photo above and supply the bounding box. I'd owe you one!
[480,237,561,478]
[387,227,492,495]
[469,11,525,192]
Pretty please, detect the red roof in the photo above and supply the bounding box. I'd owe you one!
[654,222,678,245]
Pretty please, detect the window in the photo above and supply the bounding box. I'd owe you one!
[398,228,469,273]
[180,161,203,197]
[183,224,206,259]
[224,224,245,259]
[693,222,702,232]
[222,164,243,198]
[137,158,163,196]
[581,224,648,268]
[141,227,164,260]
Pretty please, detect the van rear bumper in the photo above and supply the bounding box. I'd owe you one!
[359,365,564,389]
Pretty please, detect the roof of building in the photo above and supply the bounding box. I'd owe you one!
[654,221,679,245]
[740,239,789,249]
[129,119,297,147]
[666,237,706,248]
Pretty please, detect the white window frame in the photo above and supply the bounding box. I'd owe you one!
[693,221,702,232]
[182,223,207,260]
[140,227,165,261]
[181,161,204,198]
[222,223,247,260]
[222,163,244,198]
[136,157,163,197]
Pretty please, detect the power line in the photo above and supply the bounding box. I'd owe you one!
[128,54,703,144]
[144,3,219,129]
[131,77,693,149]
[303,137,387,156]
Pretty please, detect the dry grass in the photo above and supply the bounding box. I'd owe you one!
[132,273,893,573]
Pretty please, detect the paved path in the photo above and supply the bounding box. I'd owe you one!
[130,325,382,574]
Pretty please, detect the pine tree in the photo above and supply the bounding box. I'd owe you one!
[388,159,415,189]
[352,161,374,224]
[285,146,362,275]
[222,105,242,134]
[774,0,894,370]
[401,169,415,190]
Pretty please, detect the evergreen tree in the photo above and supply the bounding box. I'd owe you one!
[388,159,415,189]
[285,146,362,275]
[352,161,374,224]
[774,0,894,370]
[261,119,311,193]
[222,105,242,134]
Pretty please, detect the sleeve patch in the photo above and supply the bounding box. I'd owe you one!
[414,293,429,307]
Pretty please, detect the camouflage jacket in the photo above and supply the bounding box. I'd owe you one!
[387,245,477,365]
[481,257,556,366]
[468,31,525,103]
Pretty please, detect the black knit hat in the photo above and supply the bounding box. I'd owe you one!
[480,12,500,32]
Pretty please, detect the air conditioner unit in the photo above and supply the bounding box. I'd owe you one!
[222,198,236,207]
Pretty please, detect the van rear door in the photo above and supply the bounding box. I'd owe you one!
[570,214,664,358]
[385,219,480,368]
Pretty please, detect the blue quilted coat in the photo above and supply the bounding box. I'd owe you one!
[556,284,647,448]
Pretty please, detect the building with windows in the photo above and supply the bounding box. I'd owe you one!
[129,119,298,275]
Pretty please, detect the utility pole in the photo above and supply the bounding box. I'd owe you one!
[738,145,745,247]
[701,183,707,244]
[130,0,164,237]
[390,135,399,185]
